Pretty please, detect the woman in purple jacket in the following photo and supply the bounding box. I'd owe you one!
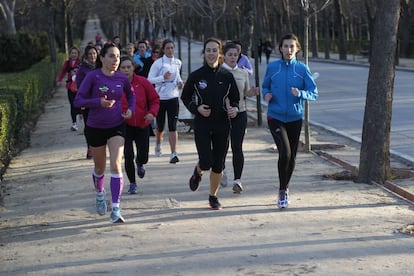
[75,44,135,223]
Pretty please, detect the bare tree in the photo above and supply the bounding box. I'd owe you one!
[399,0,414,58]
[332,0,347,60]
[357,0,401,184]
[191,0,227,38]
[240,0,254,54]
[44,0,57,62]
[0,0,16,33]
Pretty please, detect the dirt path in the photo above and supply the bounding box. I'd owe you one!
[0,16,413,276]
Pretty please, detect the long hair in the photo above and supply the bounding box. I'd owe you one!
[69,46,80,56]
[82,45,98,62]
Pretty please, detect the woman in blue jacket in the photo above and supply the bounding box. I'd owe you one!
[262,33,318,209]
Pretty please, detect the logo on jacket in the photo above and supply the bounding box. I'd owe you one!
[198,80,207,90]
[99,84,109,93]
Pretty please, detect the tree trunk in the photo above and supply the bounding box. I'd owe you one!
[45,0,57,63]
[357,0,401,184]
[399,0,411,58]
[311,12,318,58]
[66,10,73,48]
[333,0,347,60]
[323,8,330,59]
[241,0,254,55]
[0,0,16,34]
[364,0,376,63]
[282,0,292,33]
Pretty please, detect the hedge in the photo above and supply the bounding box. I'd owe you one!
[0,31,49,73]
[0,54,63,177]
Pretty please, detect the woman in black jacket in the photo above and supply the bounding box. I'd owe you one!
[181,37,240,210]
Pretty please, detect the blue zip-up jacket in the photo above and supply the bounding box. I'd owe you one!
[262,57,318,122]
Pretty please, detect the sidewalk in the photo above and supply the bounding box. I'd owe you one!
[1,17,414,275]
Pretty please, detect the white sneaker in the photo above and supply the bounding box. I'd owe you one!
[71,123,78,131]
[109,207,125,223]
[232,179,243,193]
[169,152,179,163]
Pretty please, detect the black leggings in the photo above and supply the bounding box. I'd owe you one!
[268,118,302,190]
[229,111,247,180]
[80,108,89,146]
[67,90,80,123]
[194,116,230,174]
[156,98,179,132]
[124,124,150,184]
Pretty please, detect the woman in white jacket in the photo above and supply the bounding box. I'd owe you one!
[147,39,184,163]
[220,42,259,193]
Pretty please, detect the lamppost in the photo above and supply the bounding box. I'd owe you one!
[302,0,311,152]
[253,0,262,126]
[300,0,331,152]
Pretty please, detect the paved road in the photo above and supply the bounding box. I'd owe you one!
[309,61,414,165]
[175,38,414,166]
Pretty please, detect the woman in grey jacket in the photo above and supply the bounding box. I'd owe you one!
[262,33,318,209]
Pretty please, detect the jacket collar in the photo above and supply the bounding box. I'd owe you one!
[282,57,297,65]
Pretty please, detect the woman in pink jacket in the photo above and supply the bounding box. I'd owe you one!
[56,46,81,131]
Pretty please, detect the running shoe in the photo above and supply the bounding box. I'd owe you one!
[278,189,289,208]
[220,169,228,187]
[189,166,202,191]
[110,207,125,223]
[155,144,162,157]
[209,195,222,210]
[137,165,145,178]
[232,179,243,194]
[169,152,180,164]
[96,191,107,215]
[128,183,137,194]
[71,123,78,131]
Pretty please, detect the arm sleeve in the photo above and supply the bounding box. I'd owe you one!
[229,75,240,108]
[298,65,318,101]
[147,60,164,84]
[124,78,136,112]
[143,79,160,117]
[180,74,198,114]
[242,72,255,97]
[74,73,101,108]
[76,67,86,87]
[57,60,68,82]
[261,65,272,98]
